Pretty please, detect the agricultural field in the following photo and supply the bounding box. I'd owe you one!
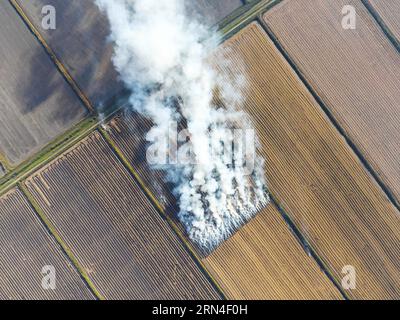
[203,204,343,300]
[368,0,400,42]
[106,113,177,214]
[0,1,87,167]
[106,113,343,299]
[263,0,400,205]
[16,0,124,109]
[25,132,221,300]
[0,188,94,299]
[1,0,399,302]
[16,0,244,110]
[215,22,400,299]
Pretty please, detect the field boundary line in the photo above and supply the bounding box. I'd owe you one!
[216,0,262,31]
[0,117,97,197]
[9,0,94,113]
[99,128,227,300]
[361,0,400,53]
[257,17,400,212]
[270,194,349,300]
[0,153,12,172]
[18,183,104,300]
[219,0,282,42]
[0,102,126,198]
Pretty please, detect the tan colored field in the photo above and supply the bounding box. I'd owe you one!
[203,204,343,299]
[215,22,400,299]
[263,0,400,206]
[0,188,94,299]
[25,132,221,300]
[368,0,400,41]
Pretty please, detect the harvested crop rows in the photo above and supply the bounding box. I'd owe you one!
[203,204,343,300]
[0,1,86,166]
[25,132,221,300]
[0,188,94,299]
[263,0,400,206]
[368,0,400,42]
[106,113,178,216]
[216,22,400,299]
[106,91,342,300]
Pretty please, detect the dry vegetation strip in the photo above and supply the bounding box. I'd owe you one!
[263,0,400,207]
[0,1,87,166]
[25,132,221,300]
[0,188,94,299]
[367,0,400,43]
[215,22,400,299]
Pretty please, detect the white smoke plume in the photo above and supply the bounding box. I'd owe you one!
[96,0,269,252]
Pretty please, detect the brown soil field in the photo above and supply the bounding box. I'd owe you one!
[17,0,243,109]
[25,132,221,300]
[216,22,400,299]
[0,188,94,299]
[0,1,86,166]
[203,204,343,299]
[263,0,400,205]
[368,0,400,41]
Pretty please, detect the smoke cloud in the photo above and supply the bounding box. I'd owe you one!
[96,0,269,252]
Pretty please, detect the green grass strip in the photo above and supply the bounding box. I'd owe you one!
[218,0,282,42]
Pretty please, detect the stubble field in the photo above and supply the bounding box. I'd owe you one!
[368,0,400,41]
[25,131,221,300]
[0,188,94,299]
[263,0,400,205]
[216,22,400,299]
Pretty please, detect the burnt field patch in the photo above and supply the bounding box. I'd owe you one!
[104,113,342,299]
